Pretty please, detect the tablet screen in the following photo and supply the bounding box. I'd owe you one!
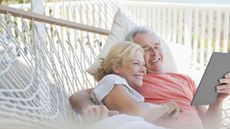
[191,52,230,106]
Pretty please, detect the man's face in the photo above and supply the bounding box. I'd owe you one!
[133,33,163,73]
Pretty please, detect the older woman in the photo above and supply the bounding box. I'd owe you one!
[91,42,179,123]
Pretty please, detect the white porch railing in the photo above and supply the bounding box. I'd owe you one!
[5,1,230,83]
[123,1,230,81]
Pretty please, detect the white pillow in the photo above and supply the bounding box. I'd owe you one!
[86,9,178,76]
[164,40,191,74]
[159,38,178,72]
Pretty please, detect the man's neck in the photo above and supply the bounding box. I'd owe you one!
[146,69,163,74]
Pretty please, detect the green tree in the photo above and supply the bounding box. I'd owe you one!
[0,0,30,4]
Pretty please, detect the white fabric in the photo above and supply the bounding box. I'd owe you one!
[86,9,137,76]
[166,40,191,74]
[91,74,144,104]
[89,114,167,129]
[86,9,178,76]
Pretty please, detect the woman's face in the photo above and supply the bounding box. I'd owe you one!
[115,50,146,88]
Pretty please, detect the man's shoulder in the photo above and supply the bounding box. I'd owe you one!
[144,72,194,82]
[167,72,193,81]
[145,72,189,78]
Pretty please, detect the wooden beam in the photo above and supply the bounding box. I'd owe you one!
[0,5,110,36]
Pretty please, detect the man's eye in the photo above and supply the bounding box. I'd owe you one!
[144,48,151,51]
[155,46,161,50]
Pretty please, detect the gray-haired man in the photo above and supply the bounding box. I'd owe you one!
[126,27,230,129]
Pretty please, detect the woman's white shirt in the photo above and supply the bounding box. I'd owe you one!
[91,74,144,104]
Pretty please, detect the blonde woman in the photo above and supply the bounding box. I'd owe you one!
[91,42,179,124]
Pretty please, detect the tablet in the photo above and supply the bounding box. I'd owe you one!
[191,52,230,106]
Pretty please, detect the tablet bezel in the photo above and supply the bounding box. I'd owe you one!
[191,52,230,106]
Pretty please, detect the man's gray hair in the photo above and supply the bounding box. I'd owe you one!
[125,27,159,42]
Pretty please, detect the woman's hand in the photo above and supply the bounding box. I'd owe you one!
[162,101,181,119]
[82,105,119,125]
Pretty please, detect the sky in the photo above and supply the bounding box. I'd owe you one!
[148,0,230,5]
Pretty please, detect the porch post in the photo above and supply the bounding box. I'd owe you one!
[31,0,47,83]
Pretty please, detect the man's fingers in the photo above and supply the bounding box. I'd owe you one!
[216,85,230,89]
[216,85,230,93]
[81,105,118,125]
[99,105,109,119]
[108,110,119,117]
[82,107,95,124]
[219,78,230,84]
[82,105,106,124]
[224,72,230,78]
[217,89,230,94]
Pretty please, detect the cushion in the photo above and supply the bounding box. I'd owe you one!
[86,9,178,76]
[166,41,191,74]
[86,9,137,76]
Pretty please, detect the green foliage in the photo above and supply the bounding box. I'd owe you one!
[0,0,30,4]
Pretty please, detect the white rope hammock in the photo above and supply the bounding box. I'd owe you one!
[0,3,112,127]
[0,16,76,129]
[0,0,229,129]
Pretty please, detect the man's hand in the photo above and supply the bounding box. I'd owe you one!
[216,72,230,102]
[202,72,230,129]
[82,105,119,125]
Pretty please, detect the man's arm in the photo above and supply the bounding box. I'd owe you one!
[197,72,230,129]
[69,88,96,114]
[196,103,222,129]
[82,105,119,125]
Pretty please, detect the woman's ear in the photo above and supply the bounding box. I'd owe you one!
[112,64,120,74]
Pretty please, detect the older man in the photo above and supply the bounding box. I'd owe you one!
[125,27,230,129]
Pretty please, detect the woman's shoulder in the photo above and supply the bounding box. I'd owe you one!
[102,74,124,80]
[100,74,128,85]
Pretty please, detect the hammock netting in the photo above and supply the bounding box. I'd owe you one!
[0,0,229,129]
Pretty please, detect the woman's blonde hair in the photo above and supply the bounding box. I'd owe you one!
[94,42,143,81]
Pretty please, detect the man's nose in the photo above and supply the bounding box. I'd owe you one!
[150,48,158,56]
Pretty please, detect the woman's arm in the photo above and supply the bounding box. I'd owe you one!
[103,85,178,122]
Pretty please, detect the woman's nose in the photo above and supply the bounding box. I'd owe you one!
[140,65,146,74]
